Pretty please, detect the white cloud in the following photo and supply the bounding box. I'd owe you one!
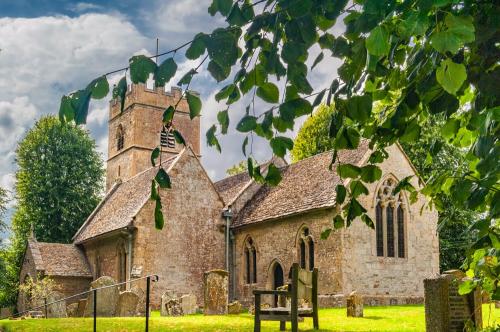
[68,2,104,13]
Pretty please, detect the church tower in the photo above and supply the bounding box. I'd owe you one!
[106,83,201,190]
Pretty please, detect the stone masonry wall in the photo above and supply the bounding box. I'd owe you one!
[232,208,343,306]
[341,144,440,301]
[17,245,39,312]
[131,150,225,308]
[106,84,200,189]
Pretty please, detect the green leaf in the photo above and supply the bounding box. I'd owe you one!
[257,82,279,103]
[345,95,372,123]
[206,125,221,152]
[150,180,159,201]
[177,69,197,86]
[360,165,382,183]
[398,11,428,38]
[361,214,374,229]
[208,0,233,17]
[227,4,246,26]
[217,110,229,134]
[333,215,345,229]
[215,84,235,102]
[335,184,347,204]
[155,58,177,87]
[311,52,324,70]
[208,60,231,82]
[151,147,160,167]
[280,98,313,119]
[265,164,282,186]
[321,228,332,240]
[270,136,294,158]
[186,92,202,119]
[71,89,92,125]
[163,106,175,123]
[242,136,249,156]
[155,168,172,188]
[430,14,475,54]
[350,180,369,198]
[335,127,360,150]
[129,55,157,84]
[173,130,185,145]
[441,118,460,139]
[458,280,476,295]
[154,197,164,230]
[186,33,207,59]
[366,26,390,57]
[87,76,109,99]
[114,76,127,113]
[393,176,415,195]
[236,115,257,132]
[58,95,74,123]
[312,90,326,108]
[436,59,467,95]
[337,164,361,179]
[346,198,367,222]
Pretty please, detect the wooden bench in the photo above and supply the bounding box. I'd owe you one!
[253,263,319,332]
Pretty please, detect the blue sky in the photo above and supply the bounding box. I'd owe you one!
[0,1,342,240]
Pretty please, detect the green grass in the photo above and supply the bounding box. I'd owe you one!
[1,305,499,332]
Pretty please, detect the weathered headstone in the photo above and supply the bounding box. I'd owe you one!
[46,291,67,318]
[131,286,146,314]
[203,270,228,315]
[66,303,79,317]
[76,299,87,317]
[165,298,183,316]
[227,301,242,314]
[180,294,197,315]
[84,276,119,317]
[424,270,482,332]
[0,307,12,318]
[346,291,363,318]
[116,291,139,317]
[160,290,176,316]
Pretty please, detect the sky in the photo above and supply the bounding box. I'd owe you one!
[0,1,343,239]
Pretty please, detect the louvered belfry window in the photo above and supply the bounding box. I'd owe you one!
[116,125,125,151]
[160,128,175,149]
[375,177,406,258]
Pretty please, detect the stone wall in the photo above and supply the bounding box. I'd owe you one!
[232,208,343,306]
[341,144,440,299]
[131,150,225,307]
[83,235,128,282]
[17,244,39,312]
[106,84,200,189]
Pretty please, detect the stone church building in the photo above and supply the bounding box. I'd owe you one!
[18,83,439,311]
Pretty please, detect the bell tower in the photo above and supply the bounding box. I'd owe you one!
[106,83,200,190]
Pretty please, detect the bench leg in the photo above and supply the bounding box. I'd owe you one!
[254,314,261,332]
[280,321,286,331]
[313,312,319,330]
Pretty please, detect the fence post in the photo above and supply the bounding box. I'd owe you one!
[44,298,48,319]
[93,288,97,332]
[145,276,151,332]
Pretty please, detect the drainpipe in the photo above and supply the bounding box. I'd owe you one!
[127,229,133,290]
[222,206,233,272]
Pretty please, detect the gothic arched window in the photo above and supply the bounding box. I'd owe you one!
[116,125,125,151]
[297,227,315,271]
[308,237,315,269]
[299,239,306,269]
[117,242,127,289]
[244,237,257,284]
[375,177,407,258]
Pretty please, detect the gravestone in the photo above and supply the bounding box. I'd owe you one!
[76,299,87,317]
[66,303,79,317]
[84,276,119,317]
[165,298,183,316]
[46,291,67,318]
[131,286,146,314]
[0,307,12,319]
[227,301,242,314]
[424,270,482,332]
[160,290,176,316]
[180,294,197,315]
[203,270,228,315]
[346,291,363,317]
[116,291,139,317]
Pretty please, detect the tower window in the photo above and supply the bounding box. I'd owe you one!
[161,128,175,149]
[116,125,125,151]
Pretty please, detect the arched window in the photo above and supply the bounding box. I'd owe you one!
[117,242,127,289]
[160,127,175,149]
[297,227,314,271]
[244,237,257,284]
[95,252,102,278]
[116,125,124,151]
[375,177,407,258]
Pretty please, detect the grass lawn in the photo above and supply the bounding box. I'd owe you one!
[1,305,499,332]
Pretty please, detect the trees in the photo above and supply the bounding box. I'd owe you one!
[292,107,479,271]
[0,116,104,307]
[57,0,499,298]
[15,116,104,243]
[0,187,7,233]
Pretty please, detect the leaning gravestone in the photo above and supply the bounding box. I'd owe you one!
[66,303,78,317]
[46,291,67,318]
[84,276,119,317]
[116,291,139,317]
[160,290,176,316]
[76,299,87,317]
[131,286,146,314]
[203,270,228,315]
[346,291,363,318]
[424,270,482,332]
[227,301,242,314]
[180,294,197,315]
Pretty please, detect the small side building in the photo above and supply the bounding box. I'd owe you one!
[17,237,92,312]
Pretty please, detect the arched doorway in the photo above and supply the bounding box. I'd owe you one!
[272,262,284,306]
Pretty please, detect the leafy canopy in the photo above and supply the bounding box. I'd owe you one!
[58,0,500,299]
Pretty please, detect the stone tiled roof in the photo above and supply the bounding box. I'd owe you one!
[28,239,92,277]
[214,171,251,206]
[232,141,370,227]
[73,154,180,244]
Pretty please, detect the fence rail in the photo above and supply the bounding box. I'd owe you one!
[1,274,159,332]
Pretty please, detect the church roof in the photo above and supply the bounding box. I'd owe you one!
[214,171,252,206]
[231,141,370,228]
[27,239,92,278]
[72,154,180,244]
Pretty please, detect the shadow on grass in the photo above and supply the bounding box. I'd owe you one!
[360,316,384,320]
